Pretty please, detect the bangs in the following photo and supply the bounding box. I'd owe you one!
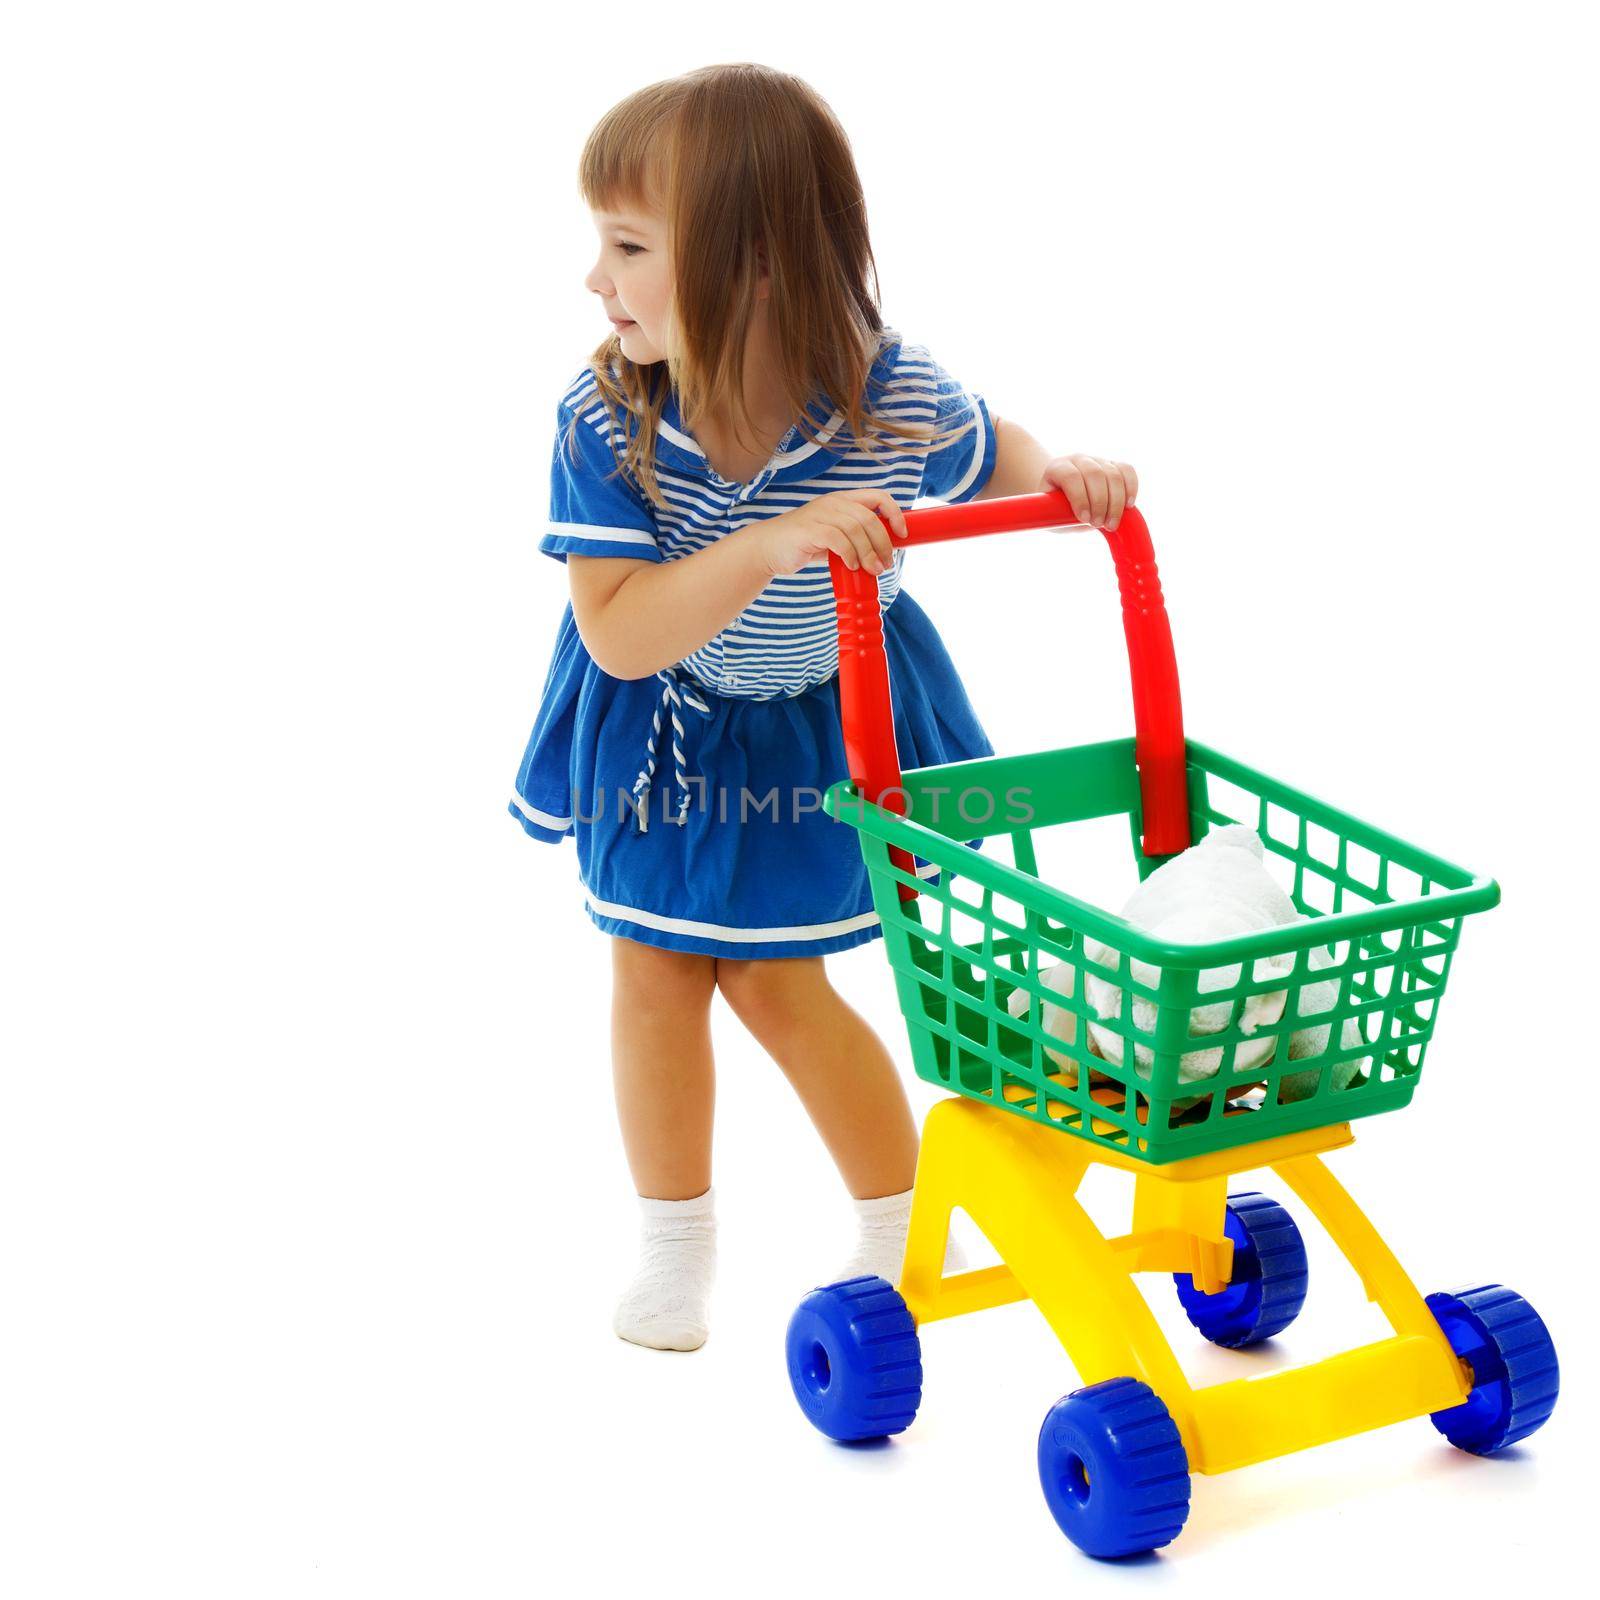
[578,98,674,220]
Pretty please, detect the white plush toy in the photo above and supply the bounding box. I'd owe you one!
[1008,824,1371,1098]
[1083,825,1300,1086]
[1278,943,1369,1101]
[1004,959,1080,1072]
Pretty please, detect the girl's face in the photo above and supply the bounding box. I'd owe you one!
[585,202,674,365]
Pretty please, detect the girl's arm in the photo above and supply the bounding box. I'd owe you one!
[975,416,1052,499]
[568,489,903,681]
[566,536,774,681]
[977,416,1140,532]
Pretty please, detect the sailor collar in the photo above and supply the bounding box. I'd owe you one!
[647,334,902,496]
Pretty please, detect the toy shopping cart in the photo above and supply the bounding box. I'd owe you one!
[785,490,1559,1560]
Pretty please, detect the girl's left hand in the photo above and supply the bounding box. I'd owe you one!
[1042,455,1139,531]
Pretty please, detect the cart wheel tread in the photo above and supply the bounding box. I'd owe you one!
[1426,1283,1559,1455]
[1173,1190,1307,1348]
[786,1276,923,1442]
[1037,1376,1191,1559]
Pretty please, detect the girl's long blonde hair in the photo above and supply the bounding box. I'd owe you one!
[568,62,977,509]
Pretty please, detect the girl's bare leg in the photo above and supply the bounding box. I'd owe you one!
[713,955,919,1198]
[608,937,719,1351]
[610,936,717,1199]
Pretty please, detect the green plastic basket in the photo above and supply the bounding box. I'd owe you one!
[825,737,1500,1164]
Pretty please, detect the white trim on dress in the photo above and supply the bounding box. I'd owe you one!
[582,860,941,944]
[511,793,572,830]
[545,521,656,548]
[940,401,990,503]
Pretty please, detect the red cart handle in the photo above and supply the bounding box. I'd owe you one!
[831,489,1189,903]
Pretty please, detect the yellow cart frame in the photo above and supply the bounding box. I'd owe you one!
[898,1098,1471,1474]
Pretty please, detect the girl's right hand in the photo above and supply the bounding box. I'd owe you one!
[751,489,908,578]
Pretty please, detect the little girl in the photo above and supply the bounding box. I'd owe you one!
[510,63,1138,1351]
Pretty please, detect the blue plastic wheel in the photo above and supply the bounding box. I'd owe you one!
[1426,1284,1559,1455]
[1037,1377,1191,1559]
[1173,1191,1308,1348]
[786,1276,922,1443]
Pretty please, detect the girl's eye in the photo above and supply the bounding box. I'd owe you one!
[615,241,645,256]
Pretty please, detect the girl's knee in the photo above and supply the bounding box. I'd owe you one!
[612,937,716,1017]
[714,955,827,1031]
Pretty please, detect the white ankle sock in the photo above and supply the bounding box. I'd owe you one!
[613,1186,717,1352]
[835,1187,967,1286]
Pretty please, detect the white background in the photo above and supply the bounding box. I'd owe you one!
[4,2,1596,1595]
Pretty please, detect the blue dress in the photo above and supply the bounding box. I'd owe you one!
[508,328,1000,959]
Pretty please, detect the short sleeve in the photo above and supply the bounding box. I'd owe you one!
[907,348,998,505]
[539,399,663,564]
